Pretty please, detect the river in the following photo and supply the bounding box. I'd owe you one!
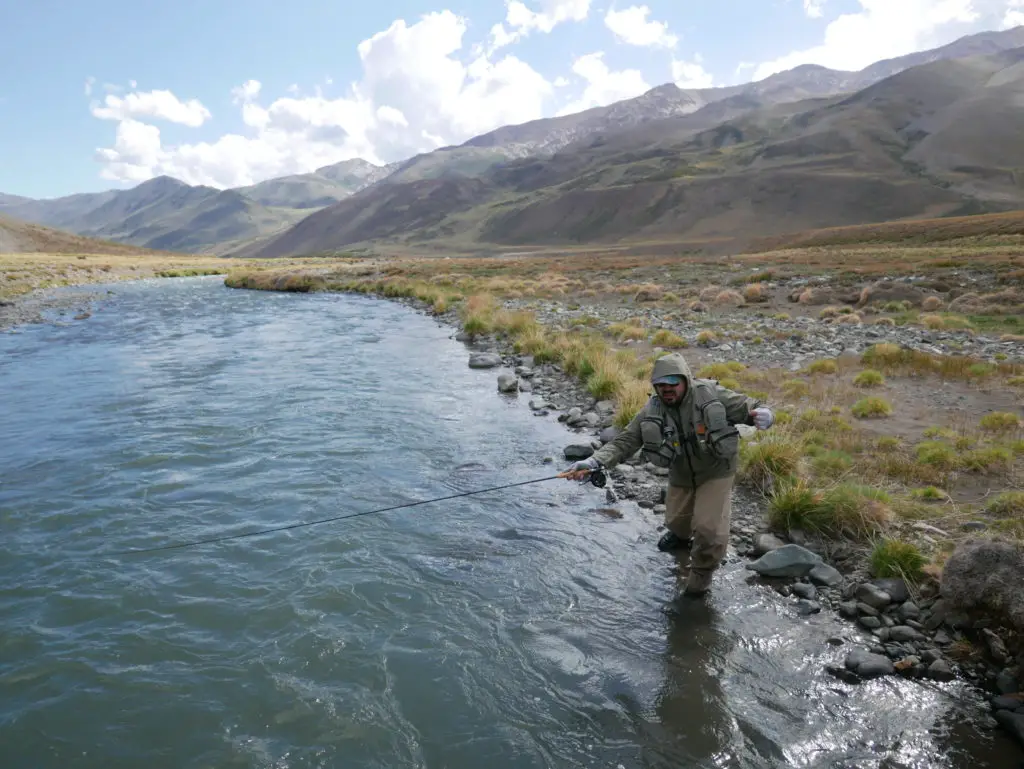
[1,277,1020,769]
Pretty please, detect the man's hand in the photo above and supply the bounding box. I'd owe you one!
[750,407,775,430]
[563,456,600,481]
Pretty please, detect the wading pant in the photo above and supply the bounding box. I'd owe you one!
[665,475,734,573]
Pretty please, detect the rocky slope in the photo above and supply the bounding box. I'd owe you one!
[4,26,1024,256]
[242,45,1024,257]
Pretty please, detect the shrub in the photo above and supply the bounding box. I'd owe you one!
[979,411,1021,433]
[806,359,839,375]
[922,296,944,311]
[851,397,893,418]
[910,486,949,502]
[613,378,653,429]
[783,379,810,398]
[853,369,885,388]
[986,491,1024,517]
[650,329,687,348]
[743,283,767,303]
[696,330,717,345]
[919,314,945,330]
[915,441,958,470]
[714,289,745,306]
[739,434,804,491]
[870,539,927,581]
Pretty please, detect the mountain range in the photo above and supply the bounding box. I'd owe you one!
[3,25,1024,258]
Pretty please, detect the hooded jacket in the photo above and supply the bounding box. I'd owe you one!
[591,352,762,488]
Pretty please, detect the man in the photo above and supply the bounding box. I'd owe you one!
[566,352,775,596]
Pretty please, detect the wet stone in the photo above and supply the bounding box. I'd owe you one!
[997,668,1020,695]
[992,695,1024,712]
[927,660,955,681]
[859,616,882,630]
[889,625,926,643]
[845,648,894,679]
[855,583,892,610]
[897,602,921,621]
[808,563,844,587]
[791,582,818,600]
[795,599,821,615]
[994,711,1024,749]
[856,602,880,617]
[753,533,787,556]
[746,544,823,578]
[871,578,909,603]
[839,601,859,619]
[563,444,594,460]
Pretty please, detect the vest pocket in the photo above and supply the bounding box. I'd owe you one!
[640,416,677,467]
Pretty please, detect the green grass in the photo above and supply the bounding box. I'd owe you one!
[869,539,927,581]
[851,396,893,419]
[853,369,885,388]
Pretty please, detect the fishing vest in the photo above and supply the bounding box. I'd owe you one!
[638,379,741,468]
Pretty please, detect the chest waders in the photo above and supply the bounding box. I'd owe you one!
[638,380,741,484]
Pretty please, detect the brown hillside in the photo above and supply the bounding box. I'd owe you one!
[743,209,1024,252]
[242,177,492,258]
[244,47,1024,258]
[0,214,174,255]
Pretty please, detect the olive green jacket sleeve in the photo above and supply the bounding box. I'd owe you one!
[713,384,763,426]
[591,407,645,469]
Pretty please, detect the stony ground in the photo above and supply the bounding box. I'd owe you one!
[407,289,1024,750]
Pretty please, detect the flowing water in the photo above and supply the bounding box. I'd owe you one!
[1,277,1021,769]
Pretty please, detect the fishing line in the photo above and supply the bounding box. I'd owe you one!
[101,468,607,558]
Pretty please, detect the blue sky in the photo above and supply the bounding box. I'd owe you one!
[2,0,1021,199]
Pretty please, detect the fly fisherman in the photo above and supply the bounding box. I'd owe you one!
[565,352,775,596]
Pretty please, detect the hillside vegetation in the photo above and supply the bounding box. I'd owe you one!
[4,27,1024,257]
[241,47,1024,258]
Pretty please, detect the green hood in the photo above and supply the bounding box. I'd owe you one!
[650,352,694,386]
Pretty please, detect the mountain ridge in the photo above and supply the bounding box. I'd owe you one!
[3,25,1024,255]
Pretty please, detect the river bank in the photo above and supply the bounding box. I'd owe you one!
[334,283,1024,752]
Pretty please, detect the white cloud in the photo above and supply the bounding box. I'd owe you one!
[804,0,826,17]
[92,10,555,188]
[1004,0,1024,26]
[556,52,649,116]
[491,0,592,49]
[604,5,678,47]
[672,55,715,88]
[91,88,212,127]
[753,0,996,80]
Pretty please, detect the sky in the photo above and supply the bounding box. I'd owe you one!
[2,0,1023,200]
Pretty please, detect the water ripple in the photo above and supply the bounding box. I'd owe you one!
[0,278,1020,769]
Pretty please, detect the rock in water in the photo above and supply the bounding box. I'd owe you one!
[468,352,502,369]
[845,648,894,679]
[746,544,823,578]
[995,711,1024,748]
[563,444,595,460]
[497,373,519,393]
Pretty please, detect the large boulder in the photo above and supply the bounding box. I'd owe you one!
[746,544,823,578]
[941,538,1024,633]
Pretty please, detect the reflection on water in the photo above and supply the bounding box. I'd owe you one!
[0,277,1020,769]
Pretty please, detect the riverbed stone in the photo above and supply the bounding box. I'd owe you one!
[753,533,787,555]
[994,711,1024,748]
[982,629,1010,666]
[855,583,892,610]
[996,668,1020,695]
[468,352,502,368]
[897,601,921,621]
[845,648,894,679]
[839,601,859,619]
[795,599,821,615]
[992,695,1024,711]
[859,616,882,630]
[497,373,519,393]
[926,659,955,681]
[889,625,925,643]
[808,563,844,587]
[791,582,817,600]
[563,444,594,460]
[746,544,823,578]
[871,578,909,603]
